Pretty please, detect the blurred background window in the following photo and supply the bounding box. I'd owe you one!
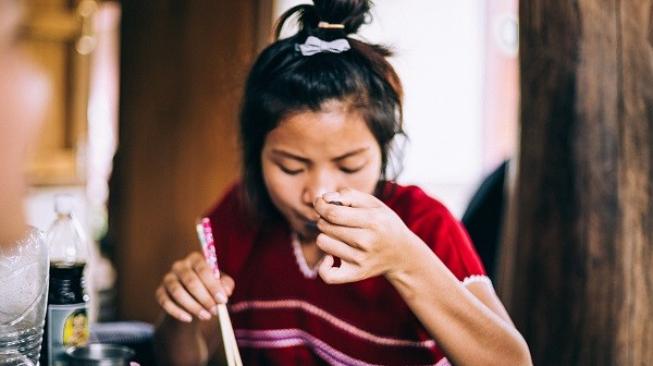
[276,0,518,217]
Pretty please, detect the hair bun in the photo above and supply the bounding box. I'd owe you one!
[313,0,371,34]
[274,0,372,40]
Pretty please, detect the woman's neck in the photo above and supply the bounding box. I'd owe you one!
[297,235,323,269]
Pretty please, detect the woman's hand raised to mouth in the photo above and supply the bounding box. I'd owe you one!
[313,188,421,284]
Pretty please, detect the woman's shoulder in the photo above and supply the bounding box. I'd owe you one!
[380,181,454,226]
[204,182,259,276]
[381,182,486,279]
[205,182,251,225]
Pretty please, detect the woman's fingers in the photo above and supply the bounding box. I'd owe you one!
[316,233,363,265]
[187,252,230,304]
[318,255,361,284]
[316,218,372,250]
[172,258,219,314]
[220,274,235,296]
[157,251,238,322]
[313,197,371,228]
[162,272,212,320]
[321,188,382,209]
[156,285,192,323]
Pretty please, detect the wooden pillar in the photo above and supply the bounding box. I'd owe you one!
[111,0,264,322]
[498,1,653,364]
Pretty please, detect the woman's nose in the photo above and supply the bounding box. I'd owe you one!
[302,171,337,206]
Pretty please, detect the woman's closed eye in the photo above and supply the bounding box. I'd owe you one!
[339,164,366,174]
[278,164,304,175]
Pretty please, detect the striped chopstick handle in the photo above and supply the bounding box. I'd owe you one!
[195,217,242,366]
[196,217,220,278]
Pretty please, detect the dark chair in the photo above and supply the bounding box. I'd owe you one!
[461,160,509,281]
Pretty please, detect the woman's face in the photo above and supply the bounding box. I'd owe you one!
[261,101,382,240]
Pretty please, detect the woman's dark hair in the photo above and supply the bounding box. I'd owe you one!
[240,0,405,220]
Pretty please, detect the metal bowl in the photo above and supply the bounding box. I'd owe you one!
[65,343,135,366]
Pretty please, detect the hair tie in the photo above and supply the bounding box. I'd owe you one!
[318,21,345,30]
[295,36,351,56]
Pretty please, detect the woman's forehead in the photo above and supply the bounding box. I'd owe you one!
[266,108,375,152]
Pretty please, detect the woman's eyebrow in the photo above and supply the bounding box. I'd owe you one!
[271,149,310,163]
[332,147,369,162]
[271,146,368,162]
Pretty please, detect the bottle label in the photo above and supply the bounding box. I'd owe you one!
[47,303,89,365]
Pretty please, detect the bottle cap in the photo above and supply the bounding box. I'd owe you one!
[54,194,74,215]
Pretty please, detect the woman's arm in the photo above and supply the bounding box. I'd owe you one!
[385,232,531,366]
[154,315,210,365]
[153,252,234,365]
[313,189,532,366]
[154,312,229,366]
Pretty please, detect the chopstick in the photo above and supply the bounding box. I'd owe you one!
[196,218,243,366]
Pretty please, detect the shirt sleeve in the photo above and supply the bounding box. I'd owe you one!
[430,213,487,283]
[394,186,487,283]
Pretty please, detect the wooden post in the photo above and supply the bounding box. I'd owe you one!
[111,0,262,322]
[498,1,653,364]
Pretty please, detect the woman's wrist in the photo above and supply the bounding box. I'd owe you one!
[384,231,435,289]
[155,313,207,365]
[157,312,201,338]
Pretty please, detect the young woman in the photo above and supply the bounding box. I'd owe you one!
[154,1,531,365]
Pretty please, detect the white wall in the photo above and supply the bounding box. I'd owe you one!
[275,0,487,217]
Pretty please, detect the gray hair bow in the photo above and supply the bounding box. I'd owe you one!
[296,36,351,56]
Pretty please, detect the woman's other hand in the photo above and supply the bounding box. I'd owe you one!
[313,188,420,284]
[156,251,234,323]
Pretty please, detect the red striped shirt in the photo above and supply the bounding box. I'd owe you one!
[207,182,486,365]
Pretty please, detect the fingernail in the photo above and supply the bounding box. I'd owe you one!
[199,310,211,320]
[180,314,192,323]
[211,305,219,316]
[215,292,228,304]
[323,192,341,204]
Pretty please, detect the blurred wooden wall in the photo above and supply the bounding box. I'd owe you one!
[21,0,94,186]
[112,0,268,322]
[498,0,653,364]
